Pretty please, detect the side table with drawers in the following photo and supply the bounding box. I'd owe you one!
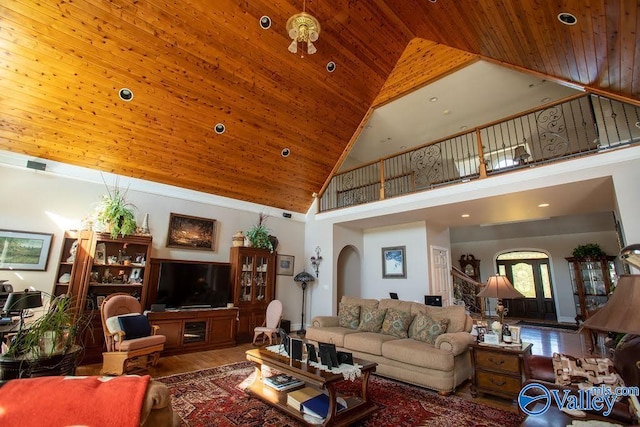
[469,341,533,400]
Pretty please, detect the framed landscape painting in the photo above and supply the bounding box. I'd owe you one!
[166,213,217,251]
[0,229,53,271]
[382,246,406,278]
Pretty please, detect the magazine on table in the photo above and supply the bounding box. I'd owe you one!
[263,373,305,391]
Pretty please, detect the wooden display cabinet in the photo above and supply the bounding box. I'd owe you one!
[566,256,617,324]
[230,246,276,343]
[52,231,153,364]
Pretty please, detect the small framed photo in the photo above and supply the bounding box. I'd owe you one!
[95,243,106,265]
[130,268,142,283]
[483,332,500,345]
[276,254,294,276]
[509,325,521,344]
[382,246,406,279]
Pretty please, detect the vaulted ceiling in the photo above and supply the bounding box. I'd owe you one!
[1,1,639,213]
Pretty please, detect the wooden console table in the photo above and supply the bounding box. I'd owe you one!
[245,348,377,426]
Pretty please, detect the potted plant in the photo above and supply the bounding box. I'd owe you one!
[246,213,273,251]
[94,186,138,239]
[4,294,92,359]
[572,243,606,259]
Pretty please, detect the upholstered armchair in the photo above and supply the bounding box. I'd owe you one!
[100,293,166,375]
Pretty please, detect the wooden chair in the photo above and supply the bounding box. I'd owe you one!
[252,299,283,345]
[100,293,166,375]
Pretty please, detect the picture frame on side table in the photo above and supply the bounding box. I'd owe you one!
[276,254,294,276]
[0,229,53,271]
[166,213,217,251]
[382,246,406,278]
[509,326,521,344]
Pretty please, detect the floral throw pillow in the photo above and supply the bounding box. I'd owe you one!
[381,308,414,338]
[338,304,361,329]
[357,307,387,332]
[409,312,449,344]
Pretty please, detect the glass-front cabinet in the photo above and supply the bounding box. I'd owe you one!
[230,246,276,342]
[566,256,617,324]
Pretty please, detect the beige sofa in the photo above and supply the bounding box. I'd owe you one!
[305,296,475,394]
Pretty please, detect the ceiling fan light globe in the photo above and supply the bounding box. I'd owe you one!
[288,40,298,54]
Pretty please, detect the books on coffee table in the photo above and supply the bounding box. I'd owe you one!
[287,386,323,410]
[263,373,304,391]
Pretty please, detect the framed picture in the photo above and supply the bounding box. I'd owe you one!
[95,243,106,265]
[509,325,521,344]
[276,254,295,276]
[382,246,406,278]
[0,229,53,271]
[166,213,216,251]
[130,268,142,283]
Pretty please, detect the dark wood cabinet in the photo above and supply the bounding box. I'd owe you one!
[52,231,153,364]
[566,256,617,324]
[230,247,276,343]
[147,309,237,355]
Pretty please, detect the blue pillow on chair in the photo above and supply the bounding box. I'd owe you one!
[117,314,152,339]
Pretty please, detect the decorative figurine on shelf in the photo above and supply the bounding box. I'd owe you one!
[67,241,78,263]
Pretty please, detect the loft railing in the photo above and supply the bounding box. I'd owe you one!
[320,94,640,212]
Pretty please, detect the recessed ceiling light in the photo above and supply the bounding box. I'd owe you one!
[214,123,226,134]
[461,214,470,218]
[460,125,467,131]
[281,148,290,157]
[538,203,550,208]
[326,61,336,72]
[400,145,406,150]
[429,97,438,102]
[558,12,577,26]
[541,97,552,103]
[259,16,271,29]
[118,88,133,101]
[443,109,450,115]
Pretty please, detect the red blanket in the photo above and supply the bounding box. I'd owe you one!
[0,375,151,427]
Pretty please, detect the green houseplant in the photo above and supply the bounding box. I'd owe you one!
[5,294,92,358]
[95,186,137,239]
[246,213,273,251]
[572,243,606,259]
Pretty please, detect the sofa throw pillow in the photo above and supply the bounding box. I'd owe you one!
[118,314,152,340]
[381,308,414,338]
[357,307,387,332]
[338,304,361,329]
[409,312,449,344]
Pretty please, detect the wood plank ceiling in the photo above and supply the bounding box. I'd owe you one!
[1,0,638,213]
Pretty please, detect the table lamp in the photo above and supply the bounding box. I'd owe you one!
[3,289,43,335]
[478,274,525,325]
[581,244,640,418]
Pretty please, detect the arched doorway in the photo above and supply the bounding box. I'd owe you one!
[337,245,361,313]
[496,250,557,321]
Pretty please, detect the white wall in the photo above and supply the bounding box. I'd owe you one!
[362,221,428,302]
[0,164,306,324]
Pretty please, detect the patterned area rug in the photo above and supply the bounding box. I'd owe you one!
[158,362,525,426]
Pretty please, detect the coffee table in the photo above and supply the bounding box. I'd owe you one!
[245,348,377,426]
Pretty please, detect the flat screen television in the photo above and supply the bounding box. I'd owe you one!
[156,261,232,309]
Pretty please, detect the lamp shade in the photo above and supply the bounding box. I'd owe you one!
[293,271,315,284]
[3,290,42,312]
[581,275,640,335]
[478,275,525,299]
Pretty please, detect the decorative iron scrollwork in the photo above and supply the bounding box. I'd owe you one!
[410,145,443,189]
[537,107,569,158]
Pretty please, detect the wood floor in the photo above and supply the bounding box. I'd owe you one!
[75,326,603,415]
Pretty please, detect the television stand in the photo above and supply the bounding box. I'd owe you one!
[147,308,238,355]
